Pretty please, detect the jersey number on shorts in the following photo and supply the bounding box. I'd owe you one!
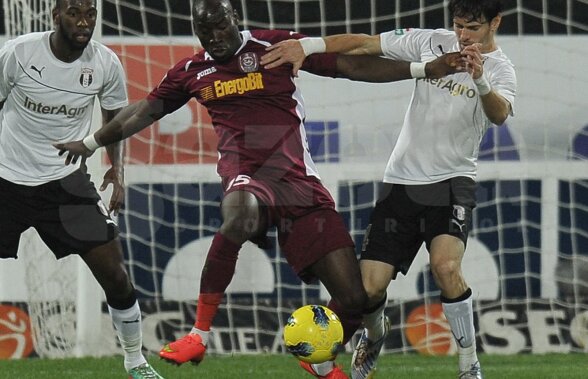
[226,174,251,191]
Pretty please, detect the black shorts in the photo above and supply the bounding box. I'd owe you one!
[0,169,119,259]
[360,176,476,277]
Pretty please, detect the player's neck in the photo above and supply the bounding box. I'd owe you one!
[49,32,84,63]
[481,40,498,54]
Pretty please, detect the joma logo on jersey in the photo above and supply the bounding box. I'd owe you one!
[24,96,88,118]
[213,73,264,98]
[197,67,217,80]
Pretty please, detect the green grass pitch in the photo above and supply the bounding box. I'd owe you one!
[0,353,586,378]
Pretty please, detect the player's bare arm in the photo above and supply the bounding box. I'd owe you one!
[100,107,125,215]
[261,33,381,75]
[54,99,166,165]
[335,51,464,82]
[462,44,511,125]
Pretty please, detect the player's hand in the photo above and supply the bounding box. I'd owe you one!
[461,43,484,79]
[53,140,94,165]
[261,39,306,76]
[425,51,467,79]
[100,166,125,215]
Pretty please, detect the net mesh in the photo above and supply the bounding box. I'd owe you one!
[1,0,587,358]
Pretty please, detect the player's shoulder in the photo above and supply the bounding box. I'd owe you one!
[85,39,123,64]
[383,28,456,46]
[165,53,204,78]
[6,31,47,46]
[1,31,47,57]
[484,47,515,70]
[429,28,458,44]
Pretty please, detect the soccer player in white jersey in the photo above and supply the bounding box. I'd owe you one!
[261,1,516,378]
[0,1,163,378]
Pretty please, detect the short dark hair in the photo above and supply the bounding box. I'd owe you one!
[54,0,96,11]
[449,0,503,23]
[192,0,234,13]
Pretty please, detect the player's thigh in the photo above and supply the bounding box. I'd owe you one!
[310,245,366,306]
[222,176,276,248]
[360,185,423,278]
[422,176,476,251]
[0,177,31,258]
[35,170,119,258]
[279,209,354,284]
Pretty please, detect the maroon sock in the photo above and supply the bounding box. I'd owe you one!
[195,233,241,331]
[328,299,363,345]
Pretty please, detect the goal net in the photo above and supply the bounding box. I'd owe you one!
[1,0,587,359]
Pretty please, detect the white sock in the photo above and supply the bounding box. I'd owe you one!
[442,292,478,371]
[311,360,335,376]
[364,299,387,341]
[108,301,146,371]
[190,327,210,346]
[457,344,478,371]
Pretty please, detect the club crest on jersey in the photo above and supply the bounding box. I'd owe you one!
[238,52,259,73]
[79,68,93,87]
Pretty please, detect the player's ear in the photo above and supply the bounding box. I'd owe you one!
[52,2,61,27]
[490,14,502,32]
[232,10,240,25]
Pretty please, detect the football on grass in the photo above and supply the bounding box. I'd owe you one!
[283,305,343,364]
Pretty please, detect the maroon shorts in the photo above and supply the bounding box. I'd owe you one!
[222,173,354,283]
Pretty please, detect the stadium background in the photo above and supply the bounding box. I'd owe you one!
[0,0,587,361]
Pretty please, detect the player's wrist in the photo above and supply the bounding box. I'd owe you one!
[299,37,326,56]
[410,62,427,78]
[82,133,101,152]
[474,74,492,96]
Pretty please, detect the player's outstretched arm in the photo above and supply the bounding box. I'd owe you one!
[261,33,381,75]
[335,52,464,83]
[100,107,125,215]
[54,98,165,165]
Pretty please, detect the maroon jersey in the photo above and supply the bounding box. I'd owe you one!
[147,30,338,179]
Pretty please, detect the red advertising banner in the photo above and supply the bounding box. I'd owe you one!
[108,45,218,165]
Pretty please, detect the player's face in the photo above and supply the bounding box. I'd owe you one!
[193,4,242,62]
[54,0,97,50]
[453,15,500,52]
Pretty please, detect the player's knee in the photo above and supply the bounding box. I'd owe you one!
[363,282,387,306]
[431,259,462,283]
[220,212,261,241]
[102,267,132,297]
[335,290,368,313]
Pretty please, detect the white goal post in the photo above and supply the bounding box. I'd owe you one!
[0,0,587,359]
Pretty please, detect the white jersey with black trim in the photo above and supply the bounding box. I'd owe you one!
[379,28,517,185]
[0,31,128,185]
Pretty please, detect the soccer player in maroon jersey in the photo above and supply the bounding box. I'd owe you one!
[54,0,462,377]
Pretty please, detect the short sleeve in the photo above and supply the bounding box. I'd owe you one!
[0,39,18,102]
[146,58,192,115]
[380,28,434,61]
[99,48,129,110]
[489,61,517,116]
